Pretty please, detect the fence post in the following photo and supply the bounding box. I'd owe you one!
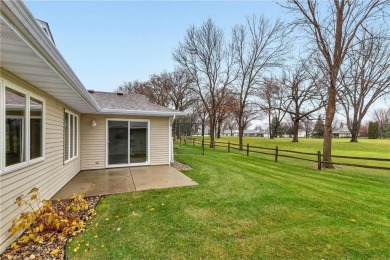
[317,151,322,170]
[247,143,249,156]
[228,141,230,153]
[275,146,278,162]
[213,140,215,150]
[180,136,182,144]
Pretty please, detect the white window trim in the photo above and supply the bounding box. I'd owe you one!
[105,118,151,168]
[0,79,46,175]
[64,109,79,164]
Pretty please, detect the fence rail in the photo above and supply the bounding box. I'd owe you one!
[177,137,390,171]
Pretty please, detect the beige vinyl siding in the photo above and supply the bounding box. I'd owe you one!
[0,69,81,251]
[80,114,170,170]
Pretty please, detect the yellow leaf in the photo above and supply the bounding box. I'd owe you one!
[105,218,109,221]
[11,242,19,249]
[39,223,44,232]
[31,194,37,200]
[50,248,59,255]
[28,187,39,194]
[20,235,30,243]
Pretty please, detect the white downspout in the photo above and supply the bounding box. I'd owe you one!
[169,115,175,164]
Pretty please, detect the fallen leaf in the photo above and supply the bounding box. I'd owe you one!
[117,228,121,232]
[50,248,59,255]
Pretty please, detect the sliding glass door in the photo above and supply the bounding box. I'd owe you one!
[108,121,129,165]
[107,120,149,166]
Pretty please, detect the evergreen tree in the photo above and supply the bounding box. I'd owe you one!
[368,121,380,139]
[312,115,324,138]
[385,122,390,138]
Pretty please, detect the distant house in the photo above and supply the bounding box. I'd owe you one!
[332,128,352,138]
[222,129,238,136]
[222,129,265,137]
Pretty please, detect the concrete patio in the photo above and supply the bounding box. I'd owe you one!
[52,165,198,199]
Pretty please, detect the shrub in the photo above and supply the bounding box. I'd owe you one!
[368,121,379,139]
[9,188,95,249]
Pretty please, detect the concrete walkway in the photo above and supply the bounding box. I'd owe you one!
[52,165,198,199]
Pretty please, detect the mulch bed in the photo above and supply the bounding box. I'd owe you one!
[171,161,192,171]
[0,196,100,260]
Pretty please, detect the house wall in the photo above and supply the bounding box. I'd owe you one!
[80,114,170,170]
[0,70,81,252]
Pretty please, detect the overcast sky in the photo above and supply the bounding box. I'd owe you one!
[25,1,286,92]
[25,1,387,124]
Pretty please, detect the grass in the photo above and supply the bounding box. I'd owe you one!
[199,137,390,169]
[69,139,390,259]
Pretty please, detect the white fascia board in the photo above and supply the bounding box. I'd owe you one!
[99,108,188,117]
[1,1,100,113]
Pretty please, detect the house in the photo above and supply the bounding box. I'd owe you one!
[0,1,186,252]
[222,129,238,136]
[332,128,352,138]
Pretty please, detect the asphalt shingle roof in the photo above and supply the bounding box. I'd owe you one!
[89,91,179,114]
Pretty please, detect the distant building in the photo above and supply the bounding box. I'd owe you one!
[332,127,352,138]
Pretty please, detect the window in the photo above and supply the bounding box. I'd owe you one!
[0,79,45,174]
[30,97,43,160]
[64,110,78,162]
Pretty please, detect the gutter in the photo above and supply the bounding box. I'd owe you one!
[99,108,188,117]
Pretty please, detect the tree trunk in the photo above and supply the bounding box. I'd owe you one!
[268,111,273,139]
[217,120,222,139]
[209,120,215,148]
[292,119,299,142]
[238,125,244,150]
[322,86,336,169]
[349,119,360,142]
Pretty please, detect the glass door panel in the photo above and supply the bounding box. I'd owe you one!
[108,121,129,165]
[130,122,148,164]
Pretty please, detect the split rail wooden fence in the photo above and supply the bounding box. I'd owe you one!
[178,138,390,171]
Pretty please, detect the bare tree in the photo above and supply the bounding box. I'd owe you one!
[165,69,196,111]
[372,107,390,137]
[173,19,236,147]
[302,118,313,138]
[225,115,238,136]
[258,77,287,139]
[278,59,324,142]
[338,29,390,142]
[258,78,278,138]
[117,68,196,111]
[283,0,389,168]
[119,80,169,106]
[216,91,237,138]
[232,15,290,149]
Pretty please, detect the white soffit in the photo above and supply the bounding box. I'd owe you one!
[0,8,98,113]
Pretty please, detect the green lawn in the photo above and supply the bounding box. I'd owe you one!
[69,139,390,259]
[200,137,390,170]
